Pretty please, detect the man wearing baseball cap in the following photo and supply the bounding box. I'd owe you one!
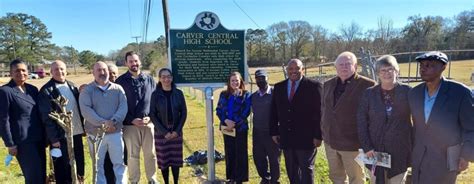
[408,51,474,184]
[251,69,281,184]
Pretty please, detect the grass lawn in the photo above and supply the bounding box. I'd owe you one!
[249,59,474,87]
[0,87,330,183]
[0,72,331,183]
[0,60,473,183]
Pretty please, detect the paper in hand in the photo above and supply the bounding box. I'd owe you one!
[220,125,236,137]
[355,149,391,168]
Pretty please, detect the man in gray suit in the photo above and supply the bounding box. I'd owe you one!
[409,51,474,184]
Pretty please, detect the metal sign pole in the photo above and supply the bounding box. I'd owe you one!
[204,87,215,181]
[169,11,246,182]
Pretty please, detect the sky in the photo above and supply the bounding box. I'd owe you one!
[1,0,473,55]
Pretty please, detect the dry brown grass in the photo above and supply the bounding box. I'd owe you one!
[249,59,474,87]
[398,59,474,86]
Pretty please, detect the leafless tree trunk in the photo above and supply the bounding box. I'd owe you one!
[48,96,77,184]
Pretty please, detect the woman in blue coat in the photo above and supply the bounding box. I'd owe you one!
[216,71,251,184]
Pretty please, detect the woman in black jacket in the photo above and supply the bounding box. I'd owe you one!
[150,68,187,184]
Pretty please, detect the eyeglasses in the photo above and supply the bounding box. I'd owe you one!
[160,75,173,79]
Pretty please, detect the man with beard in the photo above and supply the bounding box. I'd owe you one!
[81,62,122,184]
[116,51,158,184]
[409,51,473,184]
[269,59,322,184]
[251,69,281,184]
[321,51,375,184]
[38,60,86,183]
[80,61,128,183]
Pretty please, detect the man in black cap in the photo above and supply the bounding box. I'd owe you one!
[251,69,281,184]
[408,51,474,184]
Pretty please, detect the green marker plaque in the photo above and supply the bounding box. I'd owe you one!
[169,11,246,86]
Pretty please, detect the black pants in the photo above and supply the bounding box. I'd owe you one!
[253,130,281,183]
[161,166,180,184]
[223,131,249,183]
[52,135,85,183]
[283,148,317,184]
[17,141,46,184]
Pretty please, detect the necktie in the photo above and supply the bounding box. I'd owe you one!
[289,81,296,101]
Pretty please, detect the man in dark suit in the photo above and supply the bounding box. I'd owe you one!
[409,51,474,184]
[269,58,322,184]
[38,60,85,183]
[0,59,46,184]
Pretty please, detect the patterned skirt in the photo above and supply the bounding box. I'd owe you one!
[155,133,184,169]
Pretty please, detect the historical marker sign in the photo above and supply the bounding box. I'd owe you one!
[169,11,246,87]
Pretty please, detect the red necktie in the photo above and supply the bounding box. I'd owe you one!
[289,81,296,101]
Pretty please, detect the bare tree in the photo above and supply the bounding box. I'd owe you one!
[245,29,268,62]
[339,21,363,50]
[372,17,396,54]
[311,25,328,62]
[446,10,474,49]
[267,22,289,62]
[402,15,444,51]
[287,20,312,58]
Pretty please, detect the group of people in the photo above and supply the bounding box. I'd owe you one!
[0,51,187,184]
[0,50,472,184]
[216,51,473,184]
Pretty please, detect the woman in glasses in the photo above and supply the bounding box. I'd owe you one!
[150,68,187,184]
[357,55,413,184]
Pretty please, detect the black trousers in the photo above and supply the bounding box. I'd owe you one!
[52,135,85,183]
[252,130,281,183]
[17,141,46,184]
[223,131,249,182]
[283,148,317,184]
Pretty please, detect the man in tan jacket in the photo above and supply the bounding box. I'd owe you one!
[321,52,376,184]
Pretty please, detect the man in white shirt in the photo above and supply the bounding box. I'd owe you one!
[38,60,86,183]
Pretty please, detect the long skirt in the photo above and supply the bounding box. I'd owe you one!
[155,134,184,169]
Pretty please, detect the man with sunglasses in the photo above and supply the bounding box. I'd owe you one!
[409,51,474,184]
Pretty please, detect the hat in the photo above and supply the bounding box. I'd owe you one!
[415,51,448,64]
[255,69,268,77]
